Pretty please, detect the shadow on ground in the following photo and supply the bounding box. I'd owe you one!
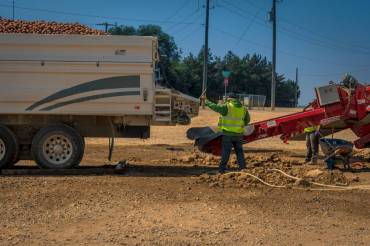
[0,164,220,177]
[2,163,369,177]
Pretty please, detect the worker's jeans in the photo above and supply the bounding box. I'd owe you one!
[220,135,246,172]
[305,131,320,162]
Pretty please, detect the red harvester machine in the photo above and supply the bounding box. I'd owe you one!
[187,77,370,156]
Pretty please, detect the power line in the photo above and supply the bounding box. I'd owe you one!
[171,9,203,36]
[278,25,370,55]
[163,0,189,22]
[241,0,267,10]
[4,0,370,71]
[220,1,370,56]
[301,73,348,77]
[219,0,269,27]
[278,48,368,68]
[212,26,369,68]
[212,26,370,79]
[218,3,270,30]
[301,67,370,77]
[177,26,203,42]
[0,3,202,25]
[279,17,370,52]
[213,26,271,50]
[164,8,201,32]
[232,5,263,49]
[222,0,264,17]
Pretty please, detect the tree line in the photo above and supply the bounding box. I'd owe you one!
[109,24,300,107]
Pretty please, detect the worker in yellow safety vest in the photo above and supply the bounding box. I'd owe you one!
[202,93,250,173]
[304,125,320,165]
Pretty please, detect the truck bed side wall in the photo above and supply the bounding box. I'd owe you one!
[0,34,156,117]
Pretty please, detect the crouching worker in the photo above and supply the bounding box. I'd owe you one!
[304,125,320,165]
[202,93,250,173]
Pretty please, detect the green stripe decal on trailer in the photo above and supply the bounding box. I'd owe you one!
[26,75,140,111]
[40,91,140,111]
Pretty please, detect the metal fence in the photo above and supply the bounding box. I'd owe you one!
[240,94,266,110]
[218,93,267,110]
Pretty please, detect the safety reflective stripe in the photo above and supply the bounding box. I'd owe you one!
[221,116,244,121]
[219,122,245,127]
[218,123,245,127]
[218,102,246,134]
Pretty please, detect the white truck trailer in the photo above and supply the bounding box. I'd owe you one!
[0,33,199,169]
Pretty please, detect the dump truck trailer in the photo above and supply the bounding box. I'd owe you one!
[0,33,199,169]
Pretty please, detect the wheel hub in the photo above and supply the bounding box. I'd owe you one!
[0,138,5,160]
[53,145,64,155]
[42,134,73,165]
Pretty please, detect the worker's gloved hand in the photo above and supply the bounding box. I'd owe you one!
[200,95,206,104]
[244,125,254,136]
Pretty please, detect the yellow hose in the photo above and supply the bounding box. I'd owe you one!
[268,168,370,190]
[221,170,370,191]
[225,172,286,188]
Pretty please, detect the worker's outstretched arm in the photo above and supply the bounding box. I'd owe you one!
[205,99,228,116]
[244,110,250,125]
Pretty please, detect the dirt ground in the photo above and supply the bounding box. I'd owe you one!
[1,108,370,245]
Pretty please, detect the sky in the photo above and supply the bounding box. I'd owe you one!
[1,0,370,105]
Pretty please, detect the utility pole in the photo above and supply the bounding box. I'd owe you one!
[269,0,277,110]
[201,0,210,108]
[12,0,15,20]
[295,67,298,107]
[96,22,117,32]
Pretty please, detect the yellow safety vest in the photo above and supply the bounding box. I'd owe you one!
[218,102,246,134]
[304,125,318,133]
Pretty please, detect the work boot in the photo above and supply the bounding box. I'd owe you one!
[310,159,318,165]
[218,169,226,174]
[238,167,247,172]
[205,170,218,175]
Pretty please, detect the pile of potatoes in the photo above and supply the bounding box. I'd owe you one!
[0,18,105,35]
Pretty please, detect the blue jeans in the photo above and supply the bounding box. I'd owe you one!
[305,132,320,162]
[220,135,246,172]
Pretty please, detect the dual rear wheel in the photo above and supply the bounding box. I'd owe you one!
[0,125,19,169]
[0,124,84,169]
[32,125,84,169]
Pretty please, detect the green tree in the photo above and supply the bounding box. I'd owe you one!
[109,26,136,35]
[109,24,181,89]
[276,79,301,107]
[109,25,300,107]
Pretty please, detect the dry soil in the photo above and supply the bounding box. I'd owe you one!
[1,108,369,245]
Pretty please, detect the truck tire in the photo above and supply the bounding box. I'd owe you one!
[31,125,84,169]
[0,125,19,169]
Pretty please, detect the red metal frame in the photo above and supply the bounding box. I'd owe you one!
[204,83,370,156]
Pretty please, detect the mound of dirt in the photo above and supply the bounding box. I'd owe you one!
[178,152,351,188]
[353,149,370,161]
[0,18,105,35]
[197,168,349,189]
